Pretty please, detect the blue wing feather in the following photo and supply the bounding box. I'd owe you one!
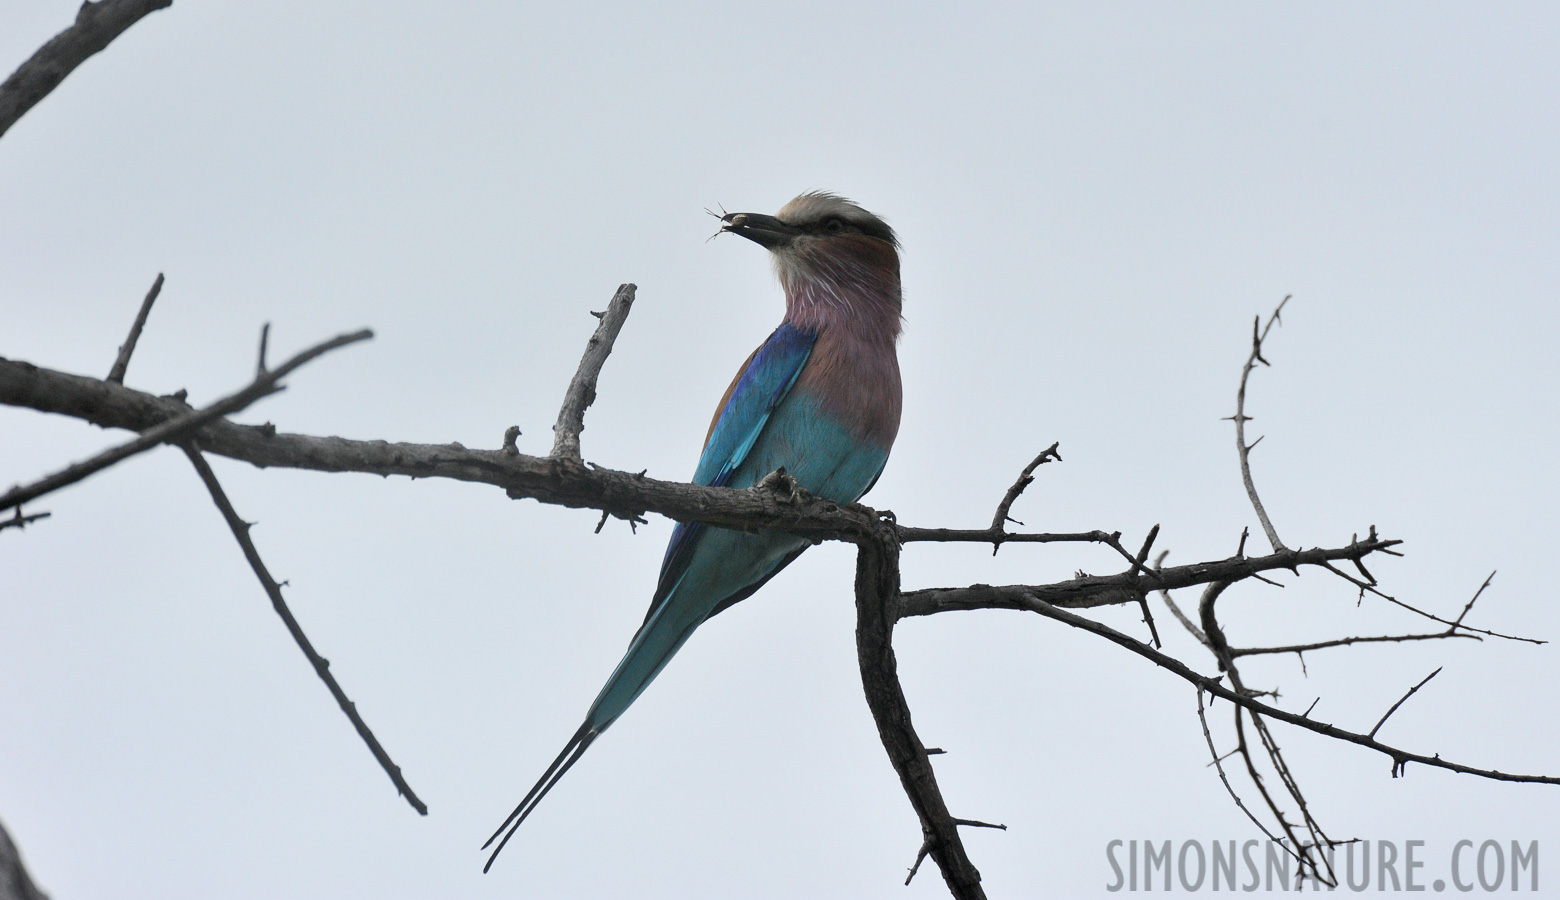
[695,322,817,489]
[646,323,816,618]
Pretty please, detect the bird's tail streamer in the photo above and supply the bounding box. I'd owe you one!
[482,722,600,872]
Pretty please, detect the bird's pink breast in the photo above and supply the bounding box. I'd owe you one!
[793,326,902,451]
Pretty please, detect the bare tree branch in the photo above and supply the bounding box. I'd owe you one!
[0,508,50,534]
[1229,296,1290,552]
[1452,571,1496,627]
[1367,667,1442,740]
[1130,523,1163,647]
[1195,688,1303,875]
[550,283,636,460]
[0,816,48,900]
[181,445,427,815]
[106,272,163,384]
[854,523,987,900]
[966,586,1560,786]
[0,0,173,141]
[1229,632,1475,658]
[898,536,1402,617]
[0,329,372,515]
[1154,550,1216,648]
[1316,560,1540,644]
[986,442,1060,550]
[1198,579,1335,881]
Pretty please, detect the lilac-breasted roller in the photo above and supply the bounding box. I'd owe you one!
[483,192,902,869]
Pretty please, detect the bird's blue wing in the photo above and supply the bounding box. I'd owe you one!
[645,323,815,622]
[645,324,817,623]
[695,322,817,489]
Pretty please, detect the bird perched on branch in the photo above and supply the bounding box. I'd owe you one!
[484,192,903,869]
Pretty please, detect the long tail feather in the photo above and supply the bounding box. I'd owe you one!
[481,723,599,872]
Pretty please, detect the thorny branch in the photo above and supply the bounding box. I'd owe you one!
[1195,688,1289,855]
[989,586,1557,785]
[181,445,428,815]
[1138,300,1535,887]
[1199,578,1336,883]
[1231,295,1290,553]
[1368,667,1442,741]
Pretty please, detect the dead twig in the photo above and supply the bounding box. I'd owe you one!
[107,272,164,384]
[0,507,50,533]
[1317,562,1541,644]
[550,283,636,461]
[1230,632,1476,658]
[1368,667,1442,740]
[1228,296,1290,552]
[1130,524,1162,647]
[1452,571,1496,627]
[986,442,1061,552]
[181,444,427,815]
[1195,688,1300,867]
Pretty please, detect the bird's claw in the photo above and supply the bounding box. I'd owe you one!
[755,467,799,501]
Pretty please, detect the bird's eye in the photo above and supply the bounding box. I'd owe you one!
[824,218,845,233]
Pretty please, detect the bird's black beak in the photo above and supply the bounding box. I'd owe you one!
[720,212,802,250]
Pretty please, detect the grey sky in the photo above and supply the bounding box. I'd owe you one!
[2,2,1557,897]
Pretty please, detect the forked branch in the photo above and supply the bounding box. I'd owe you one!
[0,328,372,516]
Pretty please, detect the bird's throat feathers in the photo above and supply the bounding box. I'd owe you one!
[776,233,903,345]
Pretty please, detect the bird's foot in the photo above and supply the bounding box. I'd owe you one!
[754,467,799,502]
